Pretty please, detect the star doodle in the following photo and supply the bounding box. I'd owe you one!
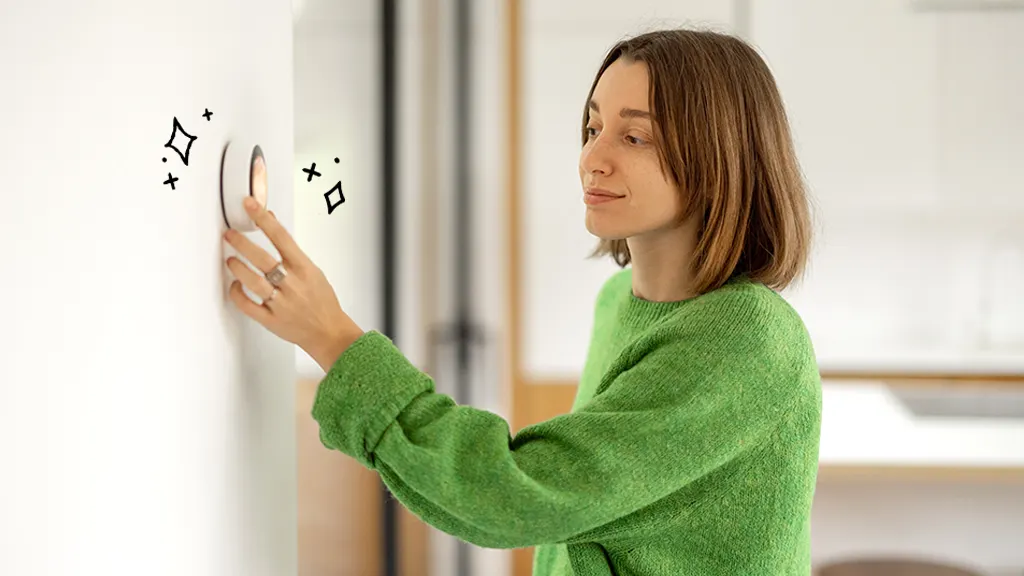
[324,181,345,214]
[164,116,197,166]
[202,108,213,121]
[303,162,322,182]
[163,172,179,190]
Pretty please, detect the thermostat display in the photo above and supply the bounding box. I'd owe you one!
[220,139,267,231]
[250,146,268,209]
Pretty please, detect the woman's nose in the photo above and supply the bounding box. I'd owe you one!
[580,139,612,176]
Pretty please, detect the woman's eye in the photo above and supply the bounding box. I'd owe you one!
[585,127,647,146]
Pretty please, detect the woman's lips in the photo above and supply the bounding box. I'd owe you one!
[584,188,623,205]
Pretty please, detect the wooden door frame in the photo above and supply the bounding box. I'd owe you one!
[502,3,581,575]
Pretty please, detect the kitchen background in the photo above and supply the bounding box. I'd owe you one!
[292,1,1024,575]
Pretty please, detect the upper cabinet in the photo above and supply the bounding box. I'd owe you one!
[750,1,1024,375]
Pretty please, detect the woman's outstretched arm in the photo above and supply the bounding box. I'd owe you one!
[311,326,807,549]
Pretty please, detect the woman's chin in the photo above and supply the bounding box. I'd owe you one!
[585,217,629,240]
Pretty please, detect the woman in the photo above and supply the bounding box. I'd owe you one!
[224,28,822,576]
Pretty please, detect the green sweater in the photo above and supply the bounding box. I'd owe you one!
[312,269,822,575]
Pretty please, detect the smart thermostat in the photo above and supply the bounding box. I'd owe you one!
[220,139,268,231]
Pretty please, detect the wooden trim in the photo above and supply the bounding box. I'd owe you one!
[504,2,538,575]
[398,507,429,576]
[817,465,1024,484]
[516,376,1024,389]
[819,371,1024,384]
[296,379,382,576]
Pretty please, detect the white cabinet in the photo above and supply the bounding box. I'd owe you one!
[819,381,1024,468]
[750,2,1024,373]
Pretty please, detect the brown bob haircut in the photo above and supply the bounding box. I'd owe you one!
[584,28,814,295]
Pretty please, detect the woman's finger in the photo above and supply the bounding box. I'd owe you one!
[224,228,280,274]
[226,256,277,300]
[229,280,275,325]
[244,198,308,268]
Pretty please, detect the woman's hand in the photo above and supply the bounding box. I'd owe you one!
[223,196,364,371]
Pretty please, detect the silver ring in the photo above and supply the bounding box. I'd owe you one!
[265,263,287,286]
[264,287,279,304]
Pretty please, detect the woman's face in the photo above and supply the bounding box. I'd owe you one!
[579,59,683,240]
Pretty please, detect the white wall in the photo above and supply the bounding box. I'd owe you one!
[293,0,387,379]
[0,1,297,575]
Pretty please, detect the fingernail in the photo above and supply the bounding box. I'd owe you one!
[244,197,257,210]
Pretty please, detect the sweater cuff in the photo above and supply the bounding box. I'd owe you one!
[310,330,432,469]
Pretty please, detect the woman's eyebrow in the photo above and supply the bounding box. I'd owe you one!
[588,100,652,120]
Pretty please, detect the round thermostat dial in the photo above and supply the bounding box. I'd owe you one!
[220,140,268,231]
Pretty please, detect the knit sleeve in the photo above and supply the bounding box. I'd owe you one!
[311,327,804,549]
